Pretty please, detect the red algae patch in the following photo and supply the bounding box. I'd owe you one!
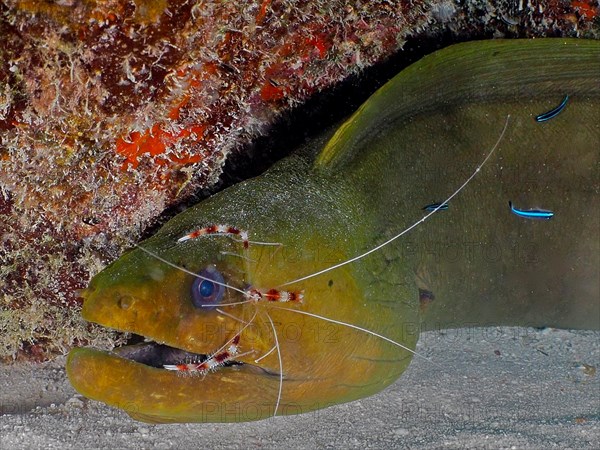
[115,124,205,170]
[0,1,597,361]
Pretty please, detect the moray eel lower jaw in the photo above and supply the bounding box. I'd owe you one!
[67,347,282,424]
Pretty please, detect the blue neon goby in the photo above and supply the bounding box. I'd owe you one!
[509,201,554,219]
[535,95,569,122]
[422,202,449,212]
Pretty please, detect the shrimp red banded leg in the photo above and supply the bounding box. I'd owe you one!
[178,224,281,249]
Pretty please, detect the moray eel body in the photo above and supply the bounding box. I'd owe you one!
[67,39,599,423]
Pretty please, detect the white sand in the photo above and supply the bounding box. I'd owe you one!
[1,327,598,449]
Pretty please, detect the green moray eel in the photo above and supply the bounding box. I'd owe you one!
[67,39,600,423]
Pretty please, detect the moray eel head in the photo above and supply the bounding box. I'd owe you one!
[67,178,418,423]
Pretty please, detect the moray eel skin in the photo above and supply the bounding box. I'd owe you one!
[67,39,599,423]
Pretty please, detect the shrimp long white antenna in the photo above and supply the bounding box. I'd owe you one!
[265,312,283,417]
[216,307,251,325]
[279,115,510,288]
[254,344,277,363]
[134,243,248,296]
[195,308,258,364]
[270,306,440,368]
[205,299,253,308]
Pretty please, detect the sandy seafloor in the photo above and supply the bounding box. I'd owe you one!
[1,327,598,449]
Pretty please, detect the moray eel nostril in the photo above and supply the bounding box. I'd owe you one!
[117,294,134,310]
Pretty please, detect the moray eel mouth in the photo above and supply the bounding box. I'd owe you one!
[112,337,242,370]
[103,330,283,379]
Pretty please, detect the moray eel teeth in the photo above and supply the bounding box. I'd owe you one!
[113,339,238,370]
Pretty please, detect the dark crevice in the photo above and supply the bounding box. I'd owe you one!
[215,35,462,191]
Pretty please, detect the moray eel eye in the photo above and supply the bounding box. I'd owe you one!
[192,267,225,308]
